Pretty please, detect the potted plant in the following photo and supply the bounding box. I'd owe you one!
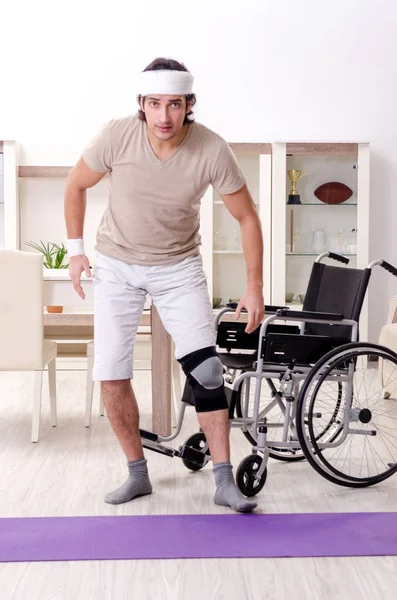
[26,241,69,313]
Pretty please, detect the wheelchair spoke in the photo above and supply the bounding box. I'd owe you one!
[372,430,397,468]
[363,435,379,478]
[297,346,397,486]
[341,434,355,476]
[234,375,306,460]
[371,407,397,419]
[370,427,397,451]
[372,423,397,442]
[364,430,392,473]
[360,435,370,479]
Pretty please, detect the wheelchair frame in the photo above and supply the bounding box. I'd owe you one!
[139,252,397,496]
[213,308,358,483]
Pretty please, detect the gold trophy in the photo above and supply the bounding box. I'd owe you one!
[287,170,304,205]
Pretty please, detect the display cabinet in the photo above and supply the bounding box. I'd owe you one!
[271,141,370,339]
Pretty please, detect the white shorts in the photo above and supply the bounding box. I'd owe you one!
[92,251,216,381]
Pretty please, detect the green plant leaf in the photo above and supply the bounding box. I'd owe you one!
[27,240,68,269]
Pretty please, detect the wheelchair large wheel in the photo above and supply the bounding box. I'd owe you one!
[234,375,342,462]
[297,342,397,488]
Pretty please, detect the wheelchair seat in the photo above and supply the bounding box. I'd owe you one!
[217,350,257,370]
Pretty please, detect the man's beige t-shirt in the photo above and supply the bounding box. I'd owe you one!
[83,115,246,266]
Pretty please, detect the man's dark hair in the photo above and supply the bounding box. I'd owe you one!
[137,58,196,125]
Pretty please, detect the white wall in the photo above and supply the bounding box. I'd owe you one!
[0,153,3,247]
[2,0,397,340]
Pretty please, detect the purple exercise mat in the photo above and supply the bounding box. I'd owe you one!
[1,512,397,563]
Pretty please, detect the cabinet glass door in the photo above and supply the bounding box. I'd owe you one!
[272,142,369,329]
[285,148,359,308]
[211,149,272,309]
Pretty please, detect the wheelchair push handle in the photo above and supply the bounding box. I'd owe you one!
[316,251,349,265]
[327,252,349,265]
[225,302,287,314]
[381,260,397,277]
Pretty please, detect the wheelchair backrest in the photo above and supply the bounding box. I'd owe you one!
[303,262,370,337]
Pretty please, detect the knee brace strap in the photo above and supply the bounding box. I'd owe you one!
[179,346,228,413]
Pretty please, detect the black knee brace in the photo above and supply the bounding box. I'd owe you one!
[179,346,228,413]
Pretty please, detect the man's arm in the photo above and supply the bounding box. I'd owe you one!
[219,184,264,333]
[64,157,106,299]
[65,156,106,238]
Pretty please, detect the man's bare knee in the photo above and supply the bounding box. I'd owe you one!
[101,380,134,413]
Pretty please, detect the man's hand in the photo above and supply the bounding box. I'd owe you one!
[235,288,264,334]
[69,255,91,299]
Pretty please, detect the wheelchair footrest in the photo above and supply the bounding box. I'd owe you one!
[139,428,159,443]
[178,445,208,467]
[140,430,208,465]
[141,437,178,458]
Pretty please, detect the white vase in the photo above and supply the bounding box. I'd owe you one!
[312,229,327,253]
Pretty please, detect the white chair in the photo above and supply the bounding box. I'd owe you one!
[0,249,57,442]
[85,339,105,426]
[379,296,397,398]
[85,337,182,428]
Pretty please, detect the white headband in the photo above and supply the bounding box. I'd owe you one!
[138,70,194,96]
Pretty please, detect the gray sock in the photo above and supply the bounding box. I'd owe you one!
[104,458,153,505]
[213,462,258,513]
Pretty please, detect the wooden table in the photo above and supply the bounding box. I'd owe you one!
[44,305,172,436]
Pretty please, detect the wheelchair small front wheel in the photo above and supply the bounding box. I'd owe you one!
[236,455,267,497]
[182,432,210,471]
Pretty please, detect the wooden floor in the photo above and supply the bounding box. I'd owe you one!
[1,367,397,599]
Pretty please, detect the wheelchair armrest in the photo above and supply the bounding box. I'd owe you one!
[225,302,286,314]
[276,309,344,321]
[264,304,287,313]
[226,302,243,310]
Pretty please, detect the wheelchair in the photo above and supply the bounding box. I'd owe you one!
[139,251,397,498]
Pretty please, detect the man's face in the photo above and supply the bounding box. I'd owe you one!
[141,94,189,141]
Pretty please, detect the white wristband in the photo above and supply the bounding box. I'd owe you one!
[67,238,85,257]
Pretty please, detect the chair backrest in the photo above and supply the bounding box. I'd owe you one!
[386,296,397,325]
[303,262,371,338]
[0,249,44,370]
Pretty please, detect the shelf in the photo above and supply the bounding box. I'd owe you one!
[286,302,303,309]
[286,142,358,155]
[19,166,72,177]
[229,143,272,154]
[286,253,356,257]
[43,269,91,281]
[287,203,357,207]
[214,201,259,207]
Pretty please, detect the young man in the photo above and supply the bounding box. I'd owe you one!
[64,58,264,513]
